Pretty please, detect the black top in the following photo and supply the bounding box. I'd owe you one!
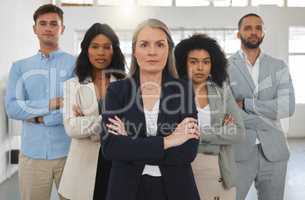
[101,72,200,200]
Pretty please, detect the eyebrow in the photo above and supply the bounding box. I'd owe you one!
[90,42,112,45]
[188,56,211,60]
[138,39,166,43]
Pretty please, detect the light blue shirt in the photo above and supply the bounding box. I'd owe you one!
[5,50,76,160]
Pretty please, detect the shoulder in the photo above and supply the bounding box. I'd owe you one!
[164,76,191,93]
[13,54,38,67]
[262,54,287,69]
[65,77,79,85]
[107,78,132,95]
[227,52,240,63]
[9,55,38,74]
[58,51,76,61]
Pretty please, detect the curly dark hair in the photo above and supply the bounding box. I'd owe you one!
[174,34,228,87]
[75,23,126,82]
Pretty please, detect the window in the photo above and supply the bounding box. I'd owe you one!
[97,0,134,6]
[287,0,305,7]
[175,28,239,56]
[60,0,93,5]
[175,0,210,6]
[213,0,248,7]
[251,0,284,6]
[138,0,172,6]
[289,27,305,103]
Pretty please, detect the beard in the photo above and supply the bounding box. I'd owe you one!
[240,35,264,49]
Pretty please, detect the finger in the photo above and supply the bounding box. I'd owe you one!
[187,133,200,140]
[108,129,119,135]
[183,117,197,124]
[108,118,121,126]
[106,123,121,132]
[108,119,124,132]
[114,116,123,124]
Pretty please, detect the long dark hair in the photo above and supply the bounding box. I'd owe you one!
[174,34,228,87]
[75,23,126,82]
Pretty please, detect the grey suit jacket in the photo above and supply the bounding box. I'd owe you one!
[228,52,295,162]
[198,81,245,189]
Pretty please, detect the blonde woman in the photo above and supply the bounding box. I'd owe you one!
[101,19,200,200]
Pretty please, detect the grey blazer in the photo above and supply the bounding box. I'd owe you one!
[198,81,245,189]
[227,52,295,162]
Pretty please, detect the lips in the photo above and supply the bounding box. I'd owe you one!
[95,59,106,64]
[43,34,53,37]
[146,60,159,64]
[194,74,207,78]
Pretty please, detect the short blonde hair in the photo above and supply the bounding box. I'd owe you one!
[129,18,178,78]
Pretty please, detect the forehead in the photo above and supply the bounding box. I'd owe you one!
[36,13,61,22]
[188,49,210,58]
[137,26,167,41]
[91,34,112,44]
[240,16,263,27]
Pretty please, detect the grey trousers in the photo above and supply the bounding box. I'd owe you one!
[235,144,287,200]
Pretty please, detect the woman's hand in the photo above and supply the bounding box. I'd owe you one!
[164,117,200,150]
[223,114,235,125]
[106,116,127,136]
[73,105,84,117]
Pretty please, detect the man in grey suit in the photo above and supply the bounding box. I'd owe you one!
[227,13,295,200]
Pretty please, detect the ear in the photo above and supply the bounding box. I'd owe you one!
[33,24,37,35]
[237,31,241,39]
[61,25,65,35]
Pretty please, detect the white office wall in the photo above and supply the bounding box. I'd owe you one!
[0,0,49,184]
[0,0,51,79]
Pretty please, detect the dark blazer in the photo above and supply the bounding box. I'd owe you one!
[101,72,200,200]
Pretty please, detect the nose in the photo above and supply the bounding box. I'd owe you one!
[197,61,204,71]
[147,45,157,56]
[97,47,106,55]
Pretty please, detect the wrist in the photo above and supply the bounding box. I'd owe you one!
[163,137,171,150]
[35,116,43,124]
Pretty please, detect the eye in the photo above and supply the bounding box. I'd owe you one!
[138,42,147,48]
[203,60,211,65]
[189,60,198,65]
[50,22,59,27]
[157,42,165,48]
[90,45,99,49]
[103,45,112,50]
[39,21,47,26]
[244,26,251,31]
[256,26,263,31]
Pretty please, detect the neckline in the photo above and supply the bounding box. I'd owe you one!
[197,104,210,111]
[144,99,160,113]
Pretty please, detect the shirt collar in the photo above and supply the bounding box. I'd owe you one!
[239,49,263,66]
[37,49,63,60]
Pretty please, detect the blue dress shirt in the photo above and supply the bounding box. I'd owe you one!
[5,50,75,159]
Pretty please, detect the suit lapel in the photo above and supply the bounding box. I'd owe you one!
[232,53,256,92]
[207,82,223,126]
[257,54,272,96]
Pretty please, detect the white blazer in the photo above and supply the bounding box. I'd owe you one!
[59,75,116,200]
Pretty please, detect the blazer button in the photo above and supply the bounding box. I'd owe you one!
[218,178,223,182]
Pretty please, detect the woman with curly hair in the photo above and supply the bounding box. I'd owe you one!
[175,34,245,200]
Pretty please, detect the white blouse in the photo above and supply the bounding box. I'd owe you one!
[197,104,211,134]
[142,99,162,177]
